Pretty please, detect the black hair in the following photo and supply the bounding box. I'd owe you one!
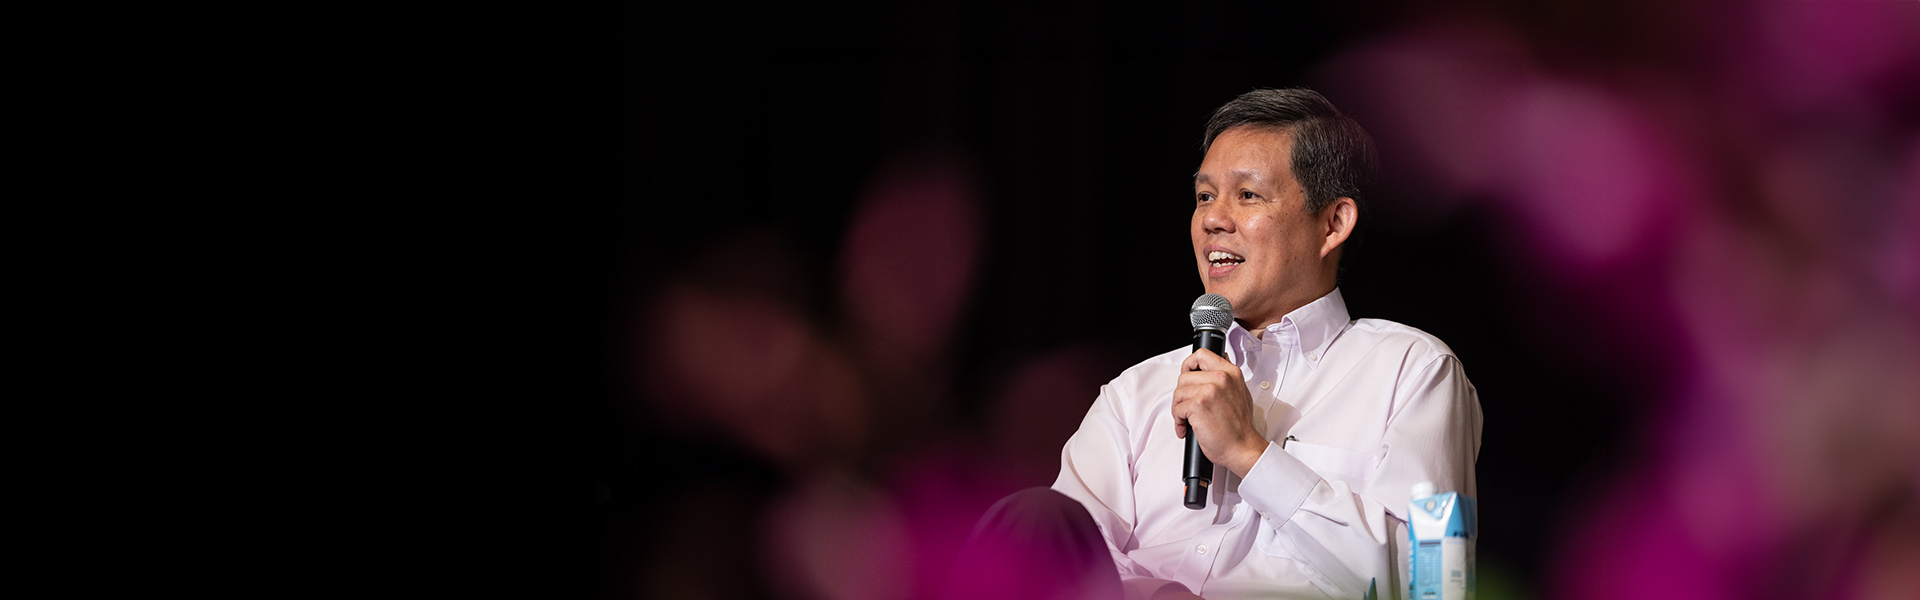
[1200,88,1379,215]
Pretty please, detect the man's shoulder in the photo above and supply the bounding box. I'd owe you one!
[1117,345,1194,377]
[1104,346,1192,396]
[1338,318,1459,364]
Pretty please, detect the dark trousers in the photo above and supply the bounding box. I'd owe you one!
[943,487,1124,600]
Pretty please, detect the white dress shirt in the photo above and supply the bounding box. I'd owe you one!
[1051,288,1482,600]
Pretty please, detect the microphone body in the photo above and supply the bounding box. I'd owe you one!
[1184,328,1227,509]
[1184,293,1233,510]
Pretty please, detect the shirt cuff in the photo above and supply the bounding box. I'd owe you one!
[1237,440,1322,525]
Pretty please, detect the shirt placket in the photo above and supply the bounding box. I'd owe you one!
[1217,340,1263,526]
[1187,491,1257,593]
[1193,326,1297,591]
[1190,334,1264,578]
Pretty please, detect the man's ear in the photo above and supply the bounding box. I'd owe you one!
[1320,197,1358,259]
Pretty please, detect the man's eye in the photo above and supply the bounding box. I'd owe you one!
[1197,193,1214,203]
[1241,191,1258,200]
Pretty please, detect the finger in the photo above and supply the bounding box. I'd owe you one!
[1207,369,1237,391]
[1181,348,1222,372]
[1184,348,1240,375]
[1178,372,1222,400]
[1169,398,1187,431]
[1192,347,1235,372]
[1173,379,1218,415]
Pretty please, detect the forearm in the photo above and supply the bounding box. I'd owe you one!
[1237,443,1396,598]
[1235,355,1479,600]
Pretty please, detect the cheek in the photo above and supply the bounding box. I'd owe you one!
[1242,216,1279,247]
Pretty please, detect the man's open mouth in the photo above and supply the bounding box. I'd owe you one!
[1208,251,1246,267]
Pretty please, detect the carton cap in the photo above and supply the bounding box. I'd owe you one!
[1410,481,1435,499]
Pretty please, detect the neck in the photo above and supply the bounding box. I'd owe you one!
[1236,282,1336,339]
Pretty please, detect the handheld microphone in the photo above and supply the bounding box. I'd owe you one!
[1184,293,1233,510]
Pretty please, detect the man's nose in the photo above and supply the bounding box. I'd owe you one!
[1200,203,1235,233]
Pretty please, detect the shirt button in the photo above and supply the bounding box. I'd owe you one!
[1196,545,1208,555]
[1259,381,1271,390]
[1307,352,1319,361]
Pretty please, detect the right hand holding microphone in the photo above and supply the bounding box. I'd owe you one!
[1173,347,1268,479]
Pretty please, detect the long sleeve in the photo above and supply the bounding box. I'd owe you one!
[1236,353,1481,599]
[1048,303,1481,600]
[1053,382,1195,600]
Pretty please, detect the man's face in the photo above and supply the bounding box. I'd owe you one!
[1191,126,1332,328]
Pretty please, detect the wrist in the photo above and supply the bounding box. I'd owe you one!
[1226,435,1268,478]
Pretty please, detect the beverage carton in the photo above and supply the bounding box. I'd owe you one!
[1407,481,1475,600]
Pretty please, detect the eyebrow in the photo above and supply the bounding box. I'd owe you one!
[1193,169,1265,186]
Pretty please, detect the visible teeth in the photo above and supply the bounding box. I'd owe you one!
[1207,251,1244,264]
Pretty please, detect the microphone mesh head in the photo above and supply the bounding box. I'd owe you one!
[1189,293,1234,331]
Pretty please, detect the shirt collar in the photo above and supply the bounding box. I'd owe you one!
[1225,288,1351,368]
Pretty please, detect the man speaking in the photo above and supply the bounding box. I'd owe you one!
[952,88,1482,600]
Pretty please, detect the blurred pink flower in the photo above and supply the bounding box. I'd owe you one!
[839,150,984,373]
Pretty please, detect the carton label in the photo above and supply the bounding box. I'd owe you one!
[1408,491,1475,600]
